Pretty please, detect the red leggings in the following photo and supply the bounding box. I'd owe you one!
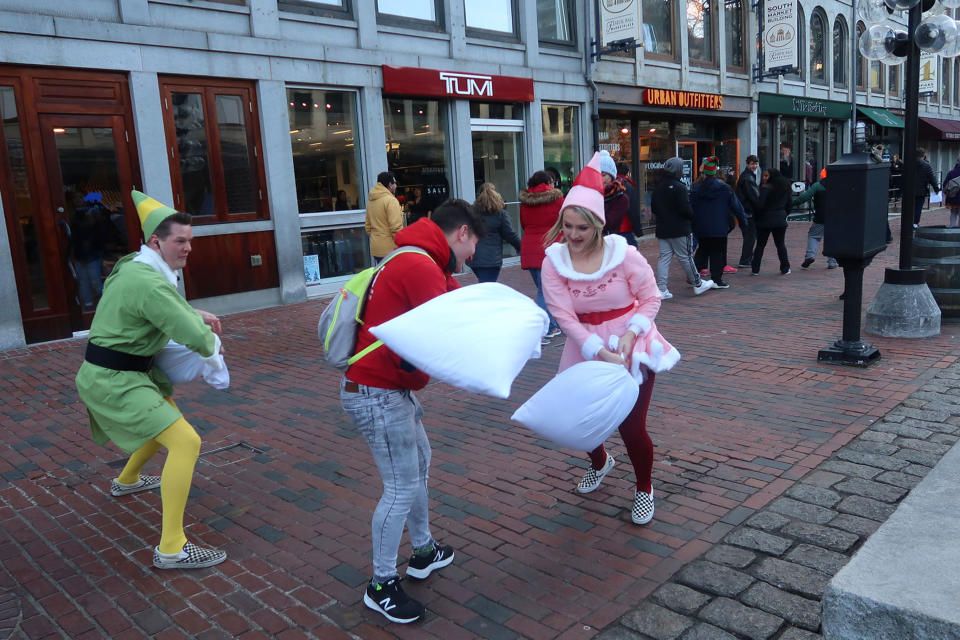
[588,372,655,493]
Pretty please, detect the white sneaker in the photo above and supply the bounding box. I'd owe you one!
[693,280,713,296]
[576,453,615,494]
[660,290,674,300]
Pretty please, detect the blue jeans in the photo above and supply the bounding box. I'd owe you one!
[75,259,102,307]
[526,268,558,330]
[806,224,838,268]
[472,266,501,283]
[340,379,434,582]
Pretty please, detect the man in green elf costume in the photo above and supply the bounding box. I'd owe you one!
[75,190,227,570]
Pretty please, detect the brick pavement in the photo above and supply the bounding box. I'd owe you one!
[0,209,956,639]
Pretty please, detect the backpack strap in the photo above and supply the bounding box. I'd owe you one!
[346,247,430,367]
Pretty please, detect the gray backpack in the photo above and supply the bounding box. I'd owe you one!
[317,246,428,370]
[945,175,960,200]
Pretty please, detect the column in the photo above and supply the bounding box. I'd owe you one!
[449,100,475,201]
[0,194,26,350]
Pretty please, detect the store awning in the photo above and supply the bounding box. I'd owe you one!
[857,106,905,129]
[919,116,960,141]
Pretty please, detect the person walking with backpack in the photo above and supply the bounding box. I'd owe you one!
[944,156,960,228]
[467,182,521,283]
[341,200,485,624]
[652,157,714,298]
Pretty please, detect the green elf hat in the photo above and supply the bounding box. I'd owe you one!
[132,190,179,240]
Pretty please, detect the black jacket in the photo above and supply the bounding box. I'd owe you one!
[735,169,761,217]
[757,182,791,229]
[466,209,521,268]
[916,159,940,196]
[621,179,644,236]
[651,175,694,238]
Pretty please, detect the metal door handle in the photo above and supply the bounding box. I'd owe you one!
[57,207,64,213]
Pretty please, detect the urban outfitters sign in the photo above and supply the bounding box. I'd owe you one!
[763,1,798,72]
[600,0,641,47]
[643,89,723,110]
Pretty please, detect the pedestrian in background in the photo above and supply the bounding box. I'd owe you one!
[365,171,403,264]
[617,161,644,246]
[652,157,713,299]
[752,168,792,276]
[598,150,629,237]
[520,170,564,342]
[943,155,960,228]
[794,168,838,270]
[690,156,746,290]
[735,155,761,268]
[467,182,521,283]
[913,148,940,229]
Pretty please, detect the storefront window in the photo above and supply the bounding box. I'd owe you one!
[287,89,362,214]
[805,120,823,186]
[643,0,674,58]
[376,0,440,26]
[810,11,827,85]
[384,98,450,223]
[541,104,580,190]
[779,119,800,182]
[470,102,524,119]
[758,118,772,171]
[301,227,369,282]
[724,0,745,70]
[833,17,847,88]
[687,1,713,65]
[465,0,514,35]
[537,0,575,44]
[828,121,839,163]
[0,86,48,311]
[160,78,268,222]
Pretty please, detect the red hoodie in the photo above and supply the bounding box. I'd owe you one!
[345,218,459,390]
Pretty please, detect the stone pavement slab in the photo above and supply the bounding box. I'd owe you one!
[0,210,957,639]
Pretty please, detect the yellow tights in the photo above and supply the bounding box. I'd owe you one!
[116,403,202,555]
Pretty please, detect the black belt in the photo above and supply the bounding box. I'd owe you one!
[85,342,155,373]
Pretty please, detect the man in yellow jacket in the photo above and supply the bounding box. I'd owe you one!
[366,171,403,263]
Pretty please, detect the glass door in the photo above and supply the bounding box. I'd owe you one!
[471,124,525,258]
[39,115,139,334]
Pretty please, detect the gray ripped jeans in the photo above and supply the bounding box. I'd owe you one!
[340,378,434,582]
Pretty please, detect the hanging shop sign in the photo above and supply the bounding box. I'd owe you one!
[758,93,852,119]
[763,1,798,72]
[381,66,534,102]
[642,89,724,110]
[600,0,641,47]
[919,52,939,94]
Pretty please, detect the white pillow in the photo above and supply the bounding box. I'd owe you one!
[511,360,639,452]
[155,340,230,390]
[370,282,549,398]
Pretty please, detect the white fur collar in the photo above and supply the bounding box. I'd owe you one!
[544,234,628,281]
[132,245,178,287]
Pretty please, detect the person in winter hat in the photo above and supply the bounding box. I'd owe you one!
[652,157,713,299]
[519,170,564,341]
[540,151,680,526]
[597,150,629,237]
[75,190,227,571]
[690,157,747,289]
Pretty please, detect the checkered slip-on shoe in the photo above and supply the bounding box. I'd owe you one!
[110,475,161,497]
[576,453,615,494]
[153,543,226,570]
[631,489,655,525]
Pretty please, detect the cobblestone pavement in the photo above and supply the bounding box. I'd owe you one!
[0,209,957,639]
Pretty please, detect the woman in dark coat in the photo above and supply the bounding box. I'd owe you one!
[751,168,792,275]
[519,171,563,339]
[467,182,521,284]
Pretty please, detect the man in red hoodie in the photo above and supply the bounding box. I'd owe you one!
[341,199,484,624]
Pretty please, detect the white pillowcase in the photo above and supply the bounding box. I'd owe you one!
[155,340,230,390]
[511,360,639,451]
[370,282,549,398]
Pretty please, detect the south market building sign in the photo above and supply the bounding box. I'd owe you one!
[758,93,852,119]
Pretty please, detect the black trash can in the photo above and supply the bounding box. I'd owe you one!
[912,226,960,317]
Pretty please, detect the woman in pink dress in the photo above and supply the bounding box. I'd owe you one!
[541,152,680,524]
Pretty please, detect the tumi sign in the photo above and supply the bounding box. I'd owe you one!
[382,66,534,102]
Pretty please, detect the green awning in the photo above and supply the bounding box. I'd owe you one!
[857,106,905,128]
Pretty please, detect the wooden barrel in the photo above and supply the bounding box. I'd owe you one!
[913,226,960,317]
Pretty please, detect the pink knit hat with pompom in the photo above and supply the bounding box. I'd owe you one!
[560,152,606,224]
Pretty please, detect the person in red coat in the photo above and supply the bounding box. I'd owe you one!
[520,170,563,341]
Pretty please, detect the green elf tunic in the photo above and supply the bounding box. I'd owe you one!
[75,247,217,454]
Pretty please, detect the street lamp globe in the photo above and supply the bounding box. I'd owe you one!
[858,0,891,21]
[942,0,960,8]
[884,0,922,8]
[914,13,959,53]
[859,23,897,60]
[939,21,960,56]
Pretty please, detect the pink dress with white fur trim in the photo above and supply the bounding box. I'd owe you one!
[541,234,680,375]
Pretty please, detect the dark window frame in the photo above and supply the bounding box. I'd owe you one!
[278,0,353,20]
[810,9,828,85]
[686,0,718,68]
[856,22,867,91]
[376,0,445,32]
[465,0,520,42]
[537,0,578,48]
[833,16,847,88]
[159,76,269,224]
[642,0,678,61]
[724,0,747,72]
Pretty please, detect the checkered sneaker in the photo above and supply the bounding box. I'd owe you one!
[631,489,655,525]
[576,453,615,494]
[153,543,226,570]
[110,475,161,497]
